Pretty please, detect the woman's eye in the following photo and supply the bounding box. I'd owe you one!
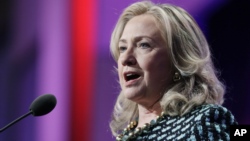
[139,43,150,48]
[119,46,127,53]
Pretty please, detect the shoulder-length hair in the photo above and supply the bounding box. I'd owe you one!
[109,1,225,136]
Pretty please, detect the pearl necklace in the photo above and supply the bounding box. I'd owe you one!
[116,112,166,141]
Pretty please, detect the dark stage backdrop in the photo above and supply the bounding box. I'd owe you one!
[0,0,249,141]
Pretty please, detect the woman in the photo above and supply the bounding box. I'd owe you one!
[109,1,237,141]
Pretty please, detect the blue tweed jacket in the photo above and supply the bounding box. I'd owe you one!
[130,104,237,141]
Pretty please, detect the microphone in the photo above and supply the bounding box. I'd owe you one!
[0,94,57,133]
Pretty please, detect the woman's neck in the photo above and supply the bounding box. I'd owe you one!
[137,101,162,127]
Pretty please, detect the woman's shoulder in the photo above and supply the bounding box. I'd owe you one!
[193,103,231,113]
[190,104,237,125]
[182,104,237,140]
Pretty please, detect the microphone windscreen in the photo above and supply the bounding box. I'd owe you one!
[29,94,57,116]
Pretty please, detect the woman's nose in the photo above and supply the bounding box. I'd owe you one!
[120,49,137,66]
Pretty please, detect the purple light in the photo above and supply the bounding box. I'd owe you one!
[35,0,71,141]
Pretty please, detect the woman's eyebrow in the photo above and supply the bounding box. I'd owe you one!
[119,36,156,45]
[118,39,127,44]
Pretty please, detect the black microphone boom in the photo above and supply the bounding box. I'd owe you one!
[0,94,57,133]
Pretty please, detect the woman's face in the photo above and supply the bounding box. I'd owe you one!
[118,14,172,106]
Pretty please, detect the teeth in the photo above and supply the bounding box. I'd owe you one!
[125,73,140,82]
[126,73,133,76]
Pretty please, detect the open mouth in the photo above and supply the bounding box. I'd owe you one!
[124,73,141,82]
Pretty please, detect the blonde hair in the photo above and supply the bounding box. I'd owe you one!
[109,1,225,136]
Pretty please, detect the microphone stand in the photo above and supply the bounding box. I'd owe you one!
[0,111,32,133]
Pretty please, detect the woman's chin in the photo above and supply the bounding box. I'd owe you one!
[123,91,143,102]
